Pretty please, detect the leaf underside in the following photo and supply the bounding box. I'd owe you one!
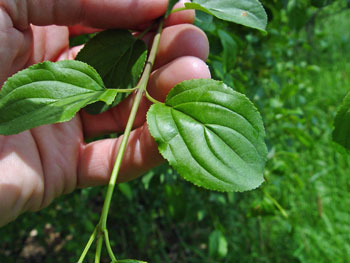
[76,29,148,114]
[147,79,267,192]
[333,91,350,150]
[0,60,117,135]
[186,0,268,31]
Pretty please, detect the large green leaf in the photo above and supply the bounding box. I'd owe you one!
[333,91,350,150]
[0,60,118,135]
[76,29,147,114]
[147,79,267,192]
[184,0,267,31]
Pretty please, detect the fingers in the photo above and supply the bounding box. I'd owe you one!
[0,132,44,226]
[0,0,196,85]
[78,123,163,187]
[153,24,209,69]
[56,45,84,61]
[149,56,211,101]
[0,8,32,85]
[27,25,69,65]
[164,0,195,27]
[68,0,195,36]
[81,56,211,138]
[4,0,169,30]
[68,25,101,37]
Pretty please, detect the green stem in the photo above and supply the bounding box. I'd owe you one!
[171,7,188,14]
[95,236,103,263]
[264,191,289,218]
[145,90,163,104]
[99,19,164,230]
[77,227,98,263]
[135,22,156,40]
[78,17,164,263]
[104,229,117,262]
[113,88,137,93]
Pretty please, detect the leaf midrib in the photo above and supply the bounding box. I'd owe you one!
[0,84,100,107]
[0,91,103,125]
[171,100,261,135]
[101,40,137,80]
[171,107,256,167]
[169,108,237,186]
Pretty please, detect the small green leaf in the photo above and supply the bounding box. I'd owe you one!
[333,91,350,150]
[185,0,267,31]
[165,0,180,18]
[147,79,267,192]
[76,29,147,114]
[0,60,118,135]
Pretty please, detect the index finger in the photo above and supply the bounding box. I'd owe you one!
[3,0,168,30]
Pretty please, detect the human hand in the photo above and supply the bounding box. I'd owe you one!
[0,0,210,226]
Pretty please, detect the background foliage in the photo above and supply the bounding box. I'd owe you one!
[1,0,350,262]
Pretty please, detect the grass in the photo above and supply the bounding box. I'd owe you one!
[255,9,350,263]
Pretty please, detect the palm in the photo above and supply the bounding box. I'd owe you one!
[1,115,82,207]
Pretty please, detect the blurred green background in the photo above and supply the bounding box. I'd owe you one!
[1,0,350,262]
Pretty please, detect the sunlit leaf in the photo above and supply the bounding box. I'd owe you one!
[0,60,117,135]
[184,0,268,31]
[147,79,267,192]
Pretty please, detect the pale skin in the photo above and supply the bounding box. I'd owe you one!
[0,0,210,226]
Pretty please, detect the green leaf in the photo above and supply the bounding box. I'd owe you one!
[147,79,267,192]
[165,0,180,18]
[0,60,118,135]
[218,29,238,72]
[185,0,268,31]
[333,91,350,150]
[195,10,214,25]
[76,29,147,114]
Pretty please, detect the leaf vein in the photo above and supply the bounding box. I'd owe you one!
[206,123,261,158]
[170,108,234,185]
[173,101,260,135]
[1,81,100,102]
